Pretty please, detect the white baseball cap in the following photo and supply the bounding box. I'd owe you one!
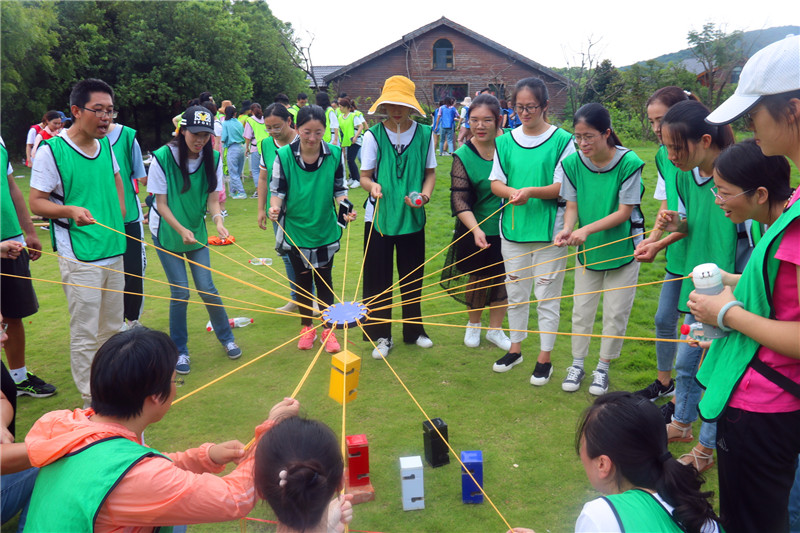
[706,34,800,125]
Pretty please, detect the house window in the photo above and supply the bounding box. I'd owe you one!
[432,39,454,70]
[433,84,468,103]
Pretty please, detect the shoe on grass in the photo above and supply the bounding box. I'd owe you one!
[276,300,299,314]
[464,322,481,347]
[485,328,511,351]
[415,335,433,348]
[298,326,317,350]
[529,362,553,386]
[176,354,191,375]
[15,372,56,398]
[660,401,676,424]
[634,378,675,401]
[588,369,609,396]
[372,337,394,359]
[492,352,522,373]
[322,328,341,353]
[225,341,242,360]
[562,365,585,392]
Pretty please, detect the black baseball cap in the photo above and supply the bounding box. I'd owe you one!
[181,105,215,134]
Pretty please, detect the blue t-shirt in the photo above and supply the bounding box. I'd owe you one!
[438,106,457,129]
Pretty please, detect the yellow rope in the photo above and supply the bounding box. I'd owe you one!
[361,327,514,532]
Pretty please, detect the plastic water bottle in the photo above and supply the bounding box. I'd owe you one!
[206,317,253,332]
[409,191,424,206]
[690,263,727,339]
[249,257,273,266]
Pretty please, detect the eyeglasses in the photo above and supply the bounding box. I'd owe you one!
[172,377,185,387]
[710,186,754,204]
[265,124,286,133]
[513,104,541,115]
[1,323,7,335]
[79,107,118,119]
[574,133,599,145]
[468,118,495,127]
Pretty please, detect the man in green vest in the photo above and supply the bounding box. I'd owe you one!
[288,92,308,124]
[24,327,297,532]
[0,138,57,399]
[29,78,127,408]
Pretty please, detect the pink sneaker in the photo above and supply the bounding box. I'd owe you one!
[322,328,341,353]
[298,326,317,350]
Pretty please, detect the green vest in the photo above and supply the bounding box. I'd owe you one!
[260,137,283,205]
[24,437,172,533]
[604,490,688,532]
[323,107,336,144]
[495,127,573,243]
[453,144,501,237]
[288,105,299,122]
[675,173,740,313]
[154,145,220,253]
[370,123,432,236]
[246,116,268,152]
[0,143,23,241]
[697,197,800,421]
[655,145,689,276]
[111,125,141,224]
[45,136,126,261]
[339,112,356,147]
[276,143,342,248]
[561,149,645,270]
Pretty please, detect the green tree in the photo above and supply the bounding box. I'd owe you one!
[688,23,745,108]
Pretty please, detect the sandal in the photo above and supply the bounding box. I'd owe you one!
[679,446,715,473]
[666,421,693,443]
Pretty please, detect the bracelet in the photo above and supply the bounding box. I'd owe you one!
[212,214,223,221]
[717,300,744,332]
[421,194,430,204]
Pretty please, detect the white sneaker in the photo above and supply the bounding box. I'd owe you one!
[349,179,361,189]
[128,319,143,329]
[312,301,321,317]
[372,338,394,359]
[464,322,481,347]
[415,335,434,348]
[588,369,609,396]
[276,301,299,314]
[485,328,511,351]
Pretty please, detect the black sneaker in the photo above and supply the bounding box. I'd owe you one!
[530,362,554,386]
[492,353,523,373]
[660,401,676,424]
[16,372,57,398]
[634,379,675,401]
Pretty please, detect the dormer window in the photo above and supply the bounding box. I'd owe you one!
[433,39,453,70]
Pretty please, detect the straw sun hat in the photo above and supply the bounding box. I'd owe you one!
[368,75,426,117]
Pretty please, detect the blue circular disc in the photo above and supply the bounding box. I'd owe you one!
[321,301,369,329]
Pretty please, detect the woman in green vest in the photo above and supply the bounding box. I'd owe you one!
[655,100,739,474]
[268,105,355,355]
[689,35,800,533]
[554,103,645,396]
[632,87,698,408]
[441,94,511,352]
[508,392,722,533]
[147,106,242,375]
[488,77,575,383]
[359,75,437,359]
[337,97,366,189]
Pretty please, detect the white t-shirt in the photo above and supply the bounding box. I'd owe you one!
[360,122,437,222]
[489,125,576,185]
[146,145,223,235]
[576,493,720,533]
[30,130,122,265]
[26,126,38,146]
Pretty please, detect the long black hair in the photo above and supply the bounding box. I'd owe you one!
[714,139,793,208]
[574,103,622,148]
[169,126,217,194]
[577,392,719,533]
[661,100,734,157]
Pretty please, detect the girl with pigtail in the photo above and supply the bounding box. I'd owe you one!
[255,417,353,533]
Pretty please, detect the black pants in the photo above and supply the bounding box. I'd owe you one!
[717,406,800,533]
[288,251,334,327]
[361,223,427,343]
[344,145,360,182]
[122,220,146,321]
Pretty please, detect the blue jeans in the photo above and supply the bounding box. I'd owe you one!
[272,221,298,300]
[1,468,38,531]
[226,143,245,196]
[151,234,234,355]
[249,149,260,190]
[674,313,716,449]
[654,271,682,372]
[439,127,454,153]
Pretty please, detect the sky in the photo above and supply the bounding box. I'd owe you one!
[267,0,799,70]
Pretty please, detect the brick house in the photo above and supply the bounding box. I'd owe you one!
[319,17,571,118]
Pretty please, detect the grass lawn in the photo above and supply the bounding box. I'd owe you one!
[6,140,797,533]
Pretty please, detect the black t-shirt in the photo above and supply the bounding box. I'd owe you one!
[1,362,17,438]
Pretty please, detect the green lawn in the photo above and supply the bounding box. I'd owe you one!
[7,141,797,533]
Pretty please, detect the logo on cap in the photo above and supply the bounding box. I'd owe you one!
[194,111,211,125]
